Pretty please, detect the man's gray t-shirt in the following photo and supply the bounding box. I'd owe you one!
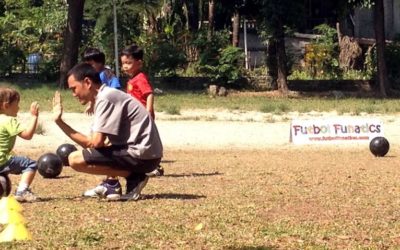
[92,85,163,159]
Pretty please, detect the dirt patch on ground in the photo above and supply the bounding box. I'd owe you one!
[229,90,302,97]
[14,111,400,153]
[229,89,379,98]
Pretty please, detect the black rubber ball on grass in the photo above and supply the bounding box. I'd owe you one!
[56,143,77,166]
[0,174,11,197]
[369,136,390,157]
[38,153,63,178]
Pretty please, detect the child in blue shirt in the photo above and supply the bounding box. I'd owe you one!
[82,48,121,114]
[82,48,120,89]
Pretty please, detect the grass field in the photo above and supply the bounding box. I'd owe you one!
[2,148,400,249]
[2,80,400,249]
[2,81,400,115]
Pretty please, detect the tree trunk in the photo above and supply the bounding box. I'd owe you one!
[374,0,389,97]
[207,0,215,41]
[275,24,289,95]
[232,9,240,47]
[267,39,277,87]
[183,2,190,31]
[59,0,85,88]
[198,0,204,30]
[147,14,158,34]
[185,0,199,32]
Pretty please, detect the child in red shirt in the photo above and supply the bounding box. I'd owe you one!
[120,44,155,119]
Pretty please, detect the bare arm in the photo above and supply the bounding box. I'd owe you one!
[54,119,107,148]
[18,102,39,140]
[146,93,154,114]
[52,91,106,148]
[85,101,94,116]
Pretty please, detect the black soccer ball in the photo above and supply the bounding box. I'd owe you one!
[369,136,390,157]
[38,153,63,178]
[56,143,77,166]
[0,174,11,197]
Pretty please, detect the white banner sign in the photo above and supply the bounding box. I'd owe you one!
[290,118,384,144]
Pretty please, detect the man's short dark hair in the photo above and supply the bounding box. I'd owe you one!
[82,48,106,65]
[121,44,143,60]
[67,63,101,85]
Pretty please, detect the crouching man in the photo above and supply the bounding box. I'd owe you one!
[53,63,163,201]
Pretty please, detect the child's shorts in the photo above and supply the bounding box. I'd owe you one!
[0,156,37,175]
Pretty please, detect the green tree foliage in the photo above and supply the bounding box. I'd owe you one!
[305,24,340,78]
[0,0,66,76]
[137,32,187,77]
[192,29,245,85]
[254,0,305,93]
[347,0,373,8]
[0,0,387,92]
[254,0,305,38]
[83,0,162,62]
[84,0,192,76]
[201,46,244,85]
[339,0,388,96]
[59,0,85,87]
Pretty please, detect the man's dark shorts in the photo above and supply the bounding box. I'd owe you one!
[82,145,161,174]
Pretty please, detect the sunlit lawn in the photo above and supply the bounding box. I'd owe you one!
[2,81,400,115]
[2,148,400,249]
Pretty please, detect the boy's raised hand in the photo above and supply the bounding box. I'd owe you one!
[52,91,63,122]
[30,101,39,116]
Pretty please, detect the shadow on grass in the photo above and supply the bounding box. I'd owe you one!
[44,175,72,179]
[161,159,176,163]
[31,193,206,202]
[163,171,222,178]
[142,193,206,200]
[225,246,277,250]
[20,196,88,203]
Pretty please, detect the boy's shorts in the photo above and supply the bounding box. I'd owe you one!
[82,145,161,174]
[0,156,37,175]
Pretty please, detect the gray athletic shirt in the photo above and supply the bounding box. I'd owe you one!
[92,84,163,159]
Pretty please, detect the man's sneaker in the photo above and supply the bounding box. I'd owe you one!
[83,180,122,201]
[15,188,37,202]
[146,165,164,177]
[120,175,149,201]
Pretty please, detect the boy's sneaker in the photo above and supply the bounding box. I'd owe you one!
[146,165,164,177]
[120,175,149,201]
[14,188,37,202]
[83,180,122,201]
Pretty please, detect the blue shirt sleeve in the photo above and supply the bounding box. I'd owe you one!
[109,76,121,89]
[99,71,107,84]
[99,70,121,89]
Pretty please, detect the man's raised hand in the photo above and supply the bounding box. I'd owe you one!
[52,91,63,122]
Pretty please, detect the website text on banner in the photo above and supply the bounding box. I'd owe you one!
[290,118,383,144]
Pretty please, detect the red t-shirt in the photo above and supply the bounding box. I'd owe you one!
[126,72,154,118]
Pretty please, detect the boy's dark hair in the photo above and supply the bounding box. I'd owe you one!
[121,44,143,60]
[67,63,101,85]
[82,48,106,65]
